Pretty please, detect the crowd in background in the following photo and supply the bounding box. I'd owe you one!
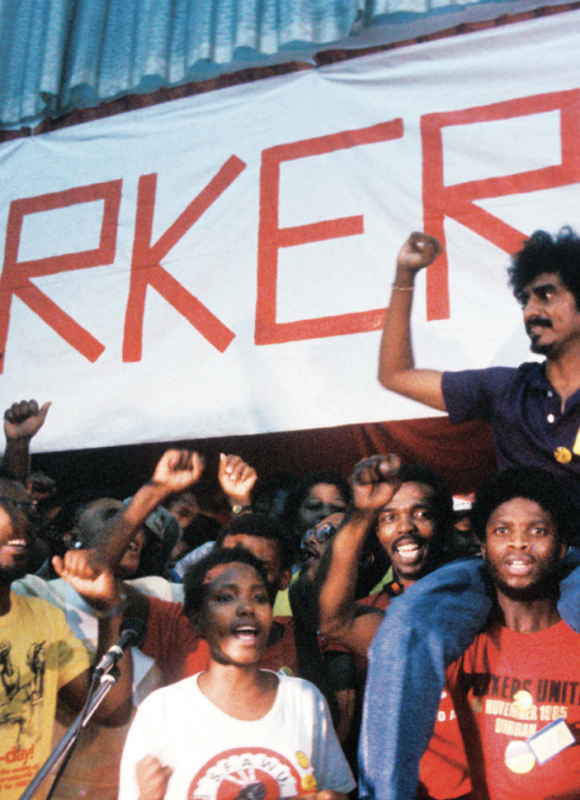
[1,397,481,800]
[6,227,580,800]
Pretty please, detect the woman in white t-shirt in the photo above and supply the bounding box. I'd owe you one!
[119,547,355,800]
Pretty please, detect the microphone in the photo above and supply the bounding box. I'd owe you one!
[93,617,147,680]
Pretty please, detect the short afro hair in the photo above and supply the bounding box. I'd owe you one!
[398,462,454,541]
[183,546,270,620]
[217,513,295,573]
[471,466,578,545]
[281,470,351,533]
[508,227,580,310]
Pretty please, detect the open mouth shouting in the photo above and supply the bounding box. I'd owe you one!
[391,535,429,568]
[301,545,319,566]
[503,554,535,577]
[0,533,33,577]
[5,537,30,556]
[231,622,262,643]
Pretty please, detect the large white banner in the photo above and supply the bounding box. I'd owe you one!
[1,10,580,452]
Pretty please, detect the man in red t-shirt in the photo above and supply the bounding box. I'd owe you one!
[318,454,470,800]
[446,465,580,800]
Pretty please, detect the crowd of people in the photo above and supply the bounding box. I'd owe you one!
[3,226,580,800]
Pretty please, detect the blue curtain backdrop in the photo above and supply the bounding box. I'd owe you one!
[0,0,569,129]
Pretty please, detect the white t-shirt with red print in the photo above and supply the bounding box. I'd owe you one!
[119,672,355,800]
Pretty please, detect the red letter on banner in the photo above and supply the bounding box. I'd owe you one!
[123,156,245,361]
[421,88,580,320]
[256,120,404,344]
[0,180,122,373]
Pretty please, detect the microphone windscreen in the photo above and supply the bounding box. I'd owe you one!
[119,616,147,649]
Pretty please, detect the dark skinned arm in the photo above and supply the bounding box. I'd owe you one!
[91,449,204,570]
[53,548,133,726]
[3,399,51,484]
[317,455,401,658]
[378,232,446,410]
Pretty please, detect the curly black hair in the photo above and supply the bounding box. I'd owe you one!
[397,462,454,541]
[471,466,578,544]
[183,546,270,621]
[217,512,295,573]
[508,227,580,309]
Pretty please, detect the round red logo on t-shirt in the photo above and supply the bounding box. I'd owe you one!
[188,747,303,800]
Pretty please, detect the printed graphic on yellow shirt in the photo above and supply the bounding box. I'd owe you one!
[0,639,47,751]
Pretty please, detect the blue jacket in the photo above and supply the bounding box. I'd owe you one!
[358,552,580,800]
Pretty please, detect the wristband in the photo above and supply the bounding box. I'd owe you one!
[391,283,414,291]
[231,503,252,516]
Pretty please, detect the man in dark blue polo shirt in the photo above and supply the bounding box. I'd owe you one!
[378,227,580,503]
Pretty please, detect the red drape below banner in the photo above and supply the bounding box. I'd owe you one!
[32,416,497,504]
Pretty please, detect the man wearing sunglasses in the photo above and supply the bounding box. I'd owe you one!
[318,454,470,800]
[299,514,345,583]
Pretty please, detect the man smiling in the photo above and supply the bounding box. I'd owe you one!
[318,455,451,657]
[0,476,133,800]
[379,227,580,502]
[445,467,580,799]
[374,477,439,586]
[318,456,470,800]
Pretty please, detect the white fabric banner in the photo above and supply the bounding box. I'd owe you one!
[1,10,580,452]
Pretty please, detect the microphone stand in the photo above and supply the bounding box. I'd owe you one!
[19,667,120,800]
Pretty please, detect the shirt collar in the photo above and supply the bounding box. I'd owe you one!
[524,361,552,391]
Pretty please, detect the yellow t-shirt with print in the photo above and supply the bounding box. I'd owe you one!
[0,593,89,800]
